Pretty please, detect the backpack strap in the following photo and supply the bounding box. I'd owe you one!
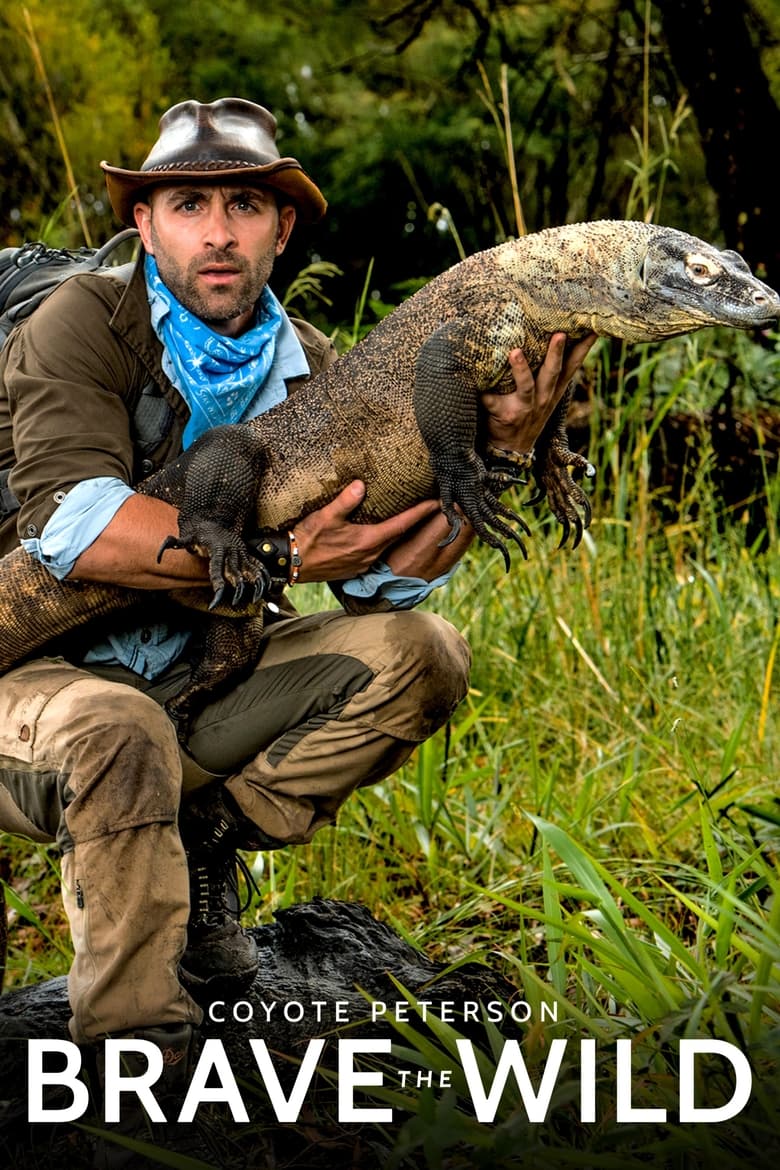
[0,468,19,525]
[92,228,141,265]
[130,377,177,470]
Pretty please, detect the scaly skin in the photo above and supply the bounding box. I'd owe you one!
[1,221,778,727]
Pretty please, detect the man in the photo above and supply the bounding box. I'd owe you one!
[0,99,594,1097]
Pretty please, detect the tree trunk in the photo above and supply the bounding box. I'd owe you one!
[656,0,780,286]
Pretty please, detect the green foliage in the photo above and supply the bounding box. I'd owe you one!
[1,5,779,1162]
[281,258,343,314]
[4,1,779,300]
[0,0,171,244]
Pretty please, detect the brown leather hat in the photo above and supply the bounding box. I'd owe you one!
[100,98,327,226]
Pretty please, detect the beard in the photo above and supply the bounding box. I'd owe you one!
[150,228,277,328]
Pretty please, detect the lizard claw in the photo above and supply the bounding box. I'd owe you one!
[437,510,463,548]
[252,573,269,604]
[533,435,595,548]
[157,534,186,563]
[434,450,530,569]
[524,485,546,509]
[208,584,226,611]
[209,563,271,611]
[566,513,585,550]
[160,516,273,611]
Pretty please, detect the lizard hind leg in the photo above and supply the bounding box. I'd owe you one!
[165,612,266,740]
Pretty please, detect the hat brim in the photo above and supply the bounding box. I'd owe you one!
[100,158,327,227]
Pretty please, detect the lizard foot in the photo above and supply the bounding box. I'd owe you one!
[531,444,595,549]
[483,443,535,495]
[436,450,531,568]
[158,520,270,608]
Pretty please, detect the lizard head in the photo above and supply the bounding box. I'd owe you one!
[636,228,780,335]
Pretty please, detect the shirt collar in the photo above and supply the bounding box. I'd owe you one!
[259,300,311,410]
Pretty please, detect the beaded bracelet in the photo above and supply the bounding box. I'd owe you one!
[287,530,302,585]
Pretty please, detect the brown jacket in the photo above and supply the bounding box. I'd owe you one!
[0,257,337,556]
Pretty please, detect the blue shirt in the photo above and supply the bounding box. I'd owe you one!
[23,302,455,677]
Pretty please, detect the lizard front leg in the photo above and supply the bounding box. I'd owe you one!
[140,424,269,606]
[414,321,530,566]
[531,382,595,548]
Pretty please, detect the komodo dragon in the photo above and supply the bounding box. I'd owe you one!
[0,219,778,730]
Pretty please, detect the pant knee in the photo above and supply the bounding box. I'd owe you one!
[403,610,471,717]
[62,689,182,844]
[361,610,471,741]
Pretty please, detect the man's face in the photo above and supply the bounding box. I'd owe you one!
[133,183,296,337]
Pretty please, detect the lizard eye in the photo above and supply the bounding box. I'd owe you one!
[685,252,720,285]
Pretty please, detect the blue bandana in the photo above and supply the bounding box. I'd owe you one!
[145,253,283,448]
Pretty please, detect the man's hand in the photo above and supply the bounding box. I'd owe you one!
[384,331,598,580]
[482,331,597,453]
[294,481,440,583]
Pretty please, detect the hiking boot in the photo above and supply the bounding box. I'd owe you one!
[179,782,282,854]
[179,851,259,996]
[177,786,282,997]
[90,1022,198,1169]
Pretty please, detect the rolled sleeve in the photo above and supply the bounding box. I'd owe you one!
[340,559,458,609]
[21,476,134,579]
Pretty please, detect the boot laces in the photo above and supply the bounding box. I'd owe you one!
[233,852,261,915]
[189,849,260,924]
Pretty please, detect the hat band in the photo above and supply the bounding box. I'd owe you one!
[144,158,279,173]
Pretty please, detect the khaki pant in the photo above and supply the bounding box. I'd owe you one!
[0,608,470,1042]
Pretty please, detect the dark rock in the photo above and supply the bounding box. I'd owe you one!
[0,898,519,1169]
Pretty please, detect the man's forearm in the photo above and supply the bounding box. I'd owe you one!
[69,493,211,589]
[383,509,475,580]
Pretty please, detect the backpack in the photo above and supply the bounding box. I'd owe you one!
[0,227,140,347]
[0,227,176,525]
